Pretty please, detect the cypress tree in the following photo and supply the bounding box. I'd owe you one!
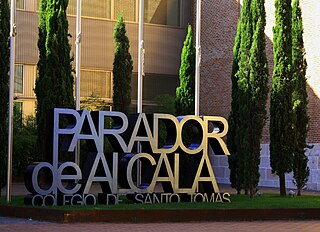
[228,0,268,196]
[292,0,309,196]
[244,0,269,197]
[227,14,245,195]
[112,15,133,116]
[35,0,47,161]
[233,0,254,196]
[175,25,195,116]
[0,0,10,195]
[270,0,293,196]
[35,0,74,161]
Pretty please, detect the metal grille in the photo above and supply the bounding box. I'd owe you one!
[34,0,181,26]
[80,70,111,99]
[114,0,137,21]
[68,0,111,18]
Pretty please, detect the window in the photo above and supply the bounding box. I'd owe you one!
[35,0,182,27]
[131,73,179,101]
[68,0,111,19]
[14,102,23,124]
[16,0,25,10]
[80,70,112,99]
[14,65,23,95]
[145,0,180,27]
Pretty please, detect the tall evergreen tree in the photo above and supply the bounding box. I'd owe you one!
[227,2,248,194]
[270,0,293,196]
[112,15,133,116]
[244,0,269,197]
[175,25,195,116]
[233,0,254,196]
[35,0,74,161]
[292,0,309,196]
[35,0,47,161]
[228,0,268,197]
[0,0,10,195]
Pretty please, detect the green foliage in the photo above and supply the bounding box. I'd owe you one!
[13,108,38,177]
[0,0,10,195]
[227,20,242,194]
[270,0,293,196]
[175,25,196,116]
[291,0,309,196]
[81,94,112,111]
[35,0,75,161]
[35,0,47,140]
[228,0,269,197]
[112,15,133,116]
[154,94,175,114]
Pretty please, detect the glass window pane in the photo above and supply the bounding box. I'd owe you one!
[145,0,180,26]
[67,0,111,18]
[114,0,137,21]
[166,0,180,26]
[14,102,23,126]
[80,70,111,99]
[14,65,23,94]
[82,0,111,19]
[17,0,25,10]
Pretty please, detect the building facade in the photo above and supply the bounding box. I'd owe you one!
[14,0,191,115]
[14,0,320,191]
[198,0,320,191]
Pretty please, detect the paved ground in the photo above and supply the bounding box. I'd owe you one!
[1,219,320,232]
[1,183,320,231]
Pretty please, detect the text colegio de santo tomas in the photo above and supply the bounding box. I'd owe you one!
[24,108,231,207]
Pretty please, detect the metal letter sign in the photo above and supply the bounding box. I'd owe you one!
[24,109,231,206]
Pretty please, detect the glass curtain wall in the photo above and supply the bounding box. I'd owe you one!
[34,0,181,27]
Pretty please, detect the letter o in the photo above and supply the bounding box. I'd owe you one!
[32,194,44,207]
[193,193,205,202]
[43,195,56,206]
[178,116,205,154]
[169,194,180,203]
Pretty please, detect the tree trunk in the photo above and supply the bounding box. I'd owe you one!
[297,189,301,196]
[279,172,286,196]
[249,188,254,198]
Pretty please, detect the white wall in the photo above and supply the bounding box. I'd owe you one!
[211,144,320,191]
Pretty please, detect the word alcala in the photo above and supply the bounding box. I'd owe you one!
[24,108,230,207]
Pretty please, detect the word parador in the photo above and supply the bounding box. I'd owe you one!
[25,108,230,206]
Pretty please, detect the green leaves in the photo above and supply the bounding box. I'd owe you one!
[228,0,269,196]
[112,15,133,116]
[175,25,196,116]
[35,0,74,161]
[269,0,309,196]
[291,0,309,195]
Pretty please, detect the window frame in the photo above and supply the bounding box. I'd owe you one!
[14,64,24,96]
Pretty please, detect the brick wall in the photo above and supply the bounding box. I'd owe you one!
[197,0,320,190]
[198,0,320,144]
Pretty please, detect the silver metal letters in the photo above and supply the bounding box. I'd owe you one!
[26,108,230,206]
